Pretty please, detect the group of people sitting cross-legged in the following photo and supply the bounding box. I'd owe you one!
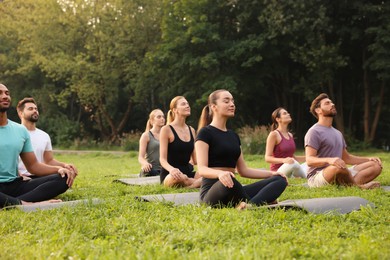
[0,81,383,210]
[139,90,382,209]
[0,83,78,209]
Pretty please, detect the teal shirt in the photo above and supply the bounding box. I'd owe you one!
[0,120,33,182]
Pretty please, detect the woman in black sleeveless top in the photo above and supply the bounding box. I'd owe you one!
[195,90,288,209]
[159,96,202,188]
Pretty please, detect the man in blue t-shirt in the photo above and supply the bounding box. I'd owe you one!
[304,93,382,189]
[0,83,77,208]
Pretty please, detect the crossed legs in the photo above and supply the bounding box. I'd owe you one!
[322,161,381,189]
[0,174,69,208]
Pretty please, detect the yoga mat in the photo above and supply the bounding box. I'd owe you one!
[4,198,101,212]
[115,176,160,186]
[138,193,374,214]
[298,183,387,191]
[137,192,200,206]
[105,174,139,178]
[382,186,390,191]
[265,196,374,214]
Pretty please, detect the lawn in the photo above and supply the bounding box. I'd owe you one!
[1,151,389,259]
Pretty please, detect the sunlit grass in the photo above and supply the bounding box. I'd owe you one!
[1,151,389,259]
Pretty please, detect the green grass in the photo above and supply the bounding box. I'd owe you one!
[1,151,389,259]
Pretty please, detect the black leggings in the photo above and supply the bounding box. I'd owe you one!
[201,176,287,207]
[0,174,69,208]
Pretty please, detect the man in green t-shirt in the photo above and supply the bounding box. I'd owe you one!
[0,83,77,208]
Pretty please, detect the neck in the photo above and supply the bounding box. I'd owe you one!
[150,126,161,133]
[172,116,187,126]
[22,120,36,131]
[317,116,333,127]
[210,116,228,131]
[277,124,289,133]
[0,112,7,126]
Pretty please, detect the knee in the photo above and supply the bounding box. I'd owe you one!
[163,174,186,187]
[274,175,288,187]
[163,175,177,187]
[370,161,382,175]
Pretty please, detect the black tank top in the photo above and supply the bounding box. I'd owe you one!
[160,125,195,182]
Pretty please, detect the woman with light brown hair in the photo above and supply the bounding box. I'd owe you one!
[159,96,201,188]
[138,109,165,177]
[195,89,288,209]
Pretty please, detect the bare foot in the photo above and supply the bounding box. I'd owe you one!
[359,181,381,190]
[236,202,252,210]
[268,200,278,205]
[21,199,63,206]
[187,178,202,189]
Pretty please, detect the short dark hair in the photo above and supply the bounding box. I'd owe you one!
[310,93,329,119]
[17,97,36,113]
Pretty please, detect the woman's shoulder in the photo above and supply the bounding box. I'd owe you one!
[189,125,196,133]
[161,124,172,132]
[268,130,279,138]
[140,131,150,141]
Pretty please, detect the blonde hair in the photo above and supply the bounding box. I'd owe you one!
[145,109,163,131]
[166,96,185,124]
[197,89,228,131]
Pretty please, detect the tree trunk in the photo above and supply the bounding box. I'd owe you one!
[369,81,385,142]
[117,98,133,135]
[363,51,370,142]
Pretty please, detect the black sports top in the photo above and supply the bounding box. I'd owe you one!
[196,125,242,199]
[160,125,195,182]
[196,125,241,168]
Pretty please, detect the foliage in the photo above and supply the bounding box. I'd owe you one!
[237,125,269,155]
[0,0,389,146]
[119,131,142,151]
[0,152,389,259]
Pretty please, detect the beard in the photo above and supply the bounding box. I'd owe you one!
[0,106,9,112]
[322,108,337,117]
[28,114,39,122]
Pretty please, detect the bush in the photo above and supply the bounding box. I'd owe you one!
[237,125,269,155]
[39,115,80,147]
[120,131,142,151]
[343,131,372,152]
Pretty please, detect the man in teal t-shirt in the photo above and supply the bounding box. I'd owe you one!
[0,83,77,208]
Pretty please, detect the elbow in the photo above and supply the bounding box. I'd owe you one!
[197,166,208,177]
[305,158,314,167]
[264,154,273,163]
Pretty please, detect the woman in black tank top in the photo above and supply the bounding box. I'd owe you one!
[159,96,202,188]
[195,90,288,209]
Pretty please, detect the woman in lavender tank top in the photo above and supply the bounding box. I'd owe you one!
[265,108,307,178]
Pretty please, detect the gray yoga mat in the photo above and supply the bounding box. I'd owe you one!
[138,193,374,214]
[298,183,388,191]
[4,198,101,212]
[115,176,160,186]
[265,196,374,214]
[137,192,200,206]
[382,186,390,191]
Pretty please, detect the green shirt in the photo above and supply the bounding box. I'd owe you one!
[0,120,33,182]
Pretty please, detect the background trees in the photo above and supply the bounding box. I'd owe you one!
[0,0,388,148]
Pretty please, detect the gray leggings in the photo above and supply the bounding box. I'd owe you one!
[0,174,68,208]
[201,176,287,207]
